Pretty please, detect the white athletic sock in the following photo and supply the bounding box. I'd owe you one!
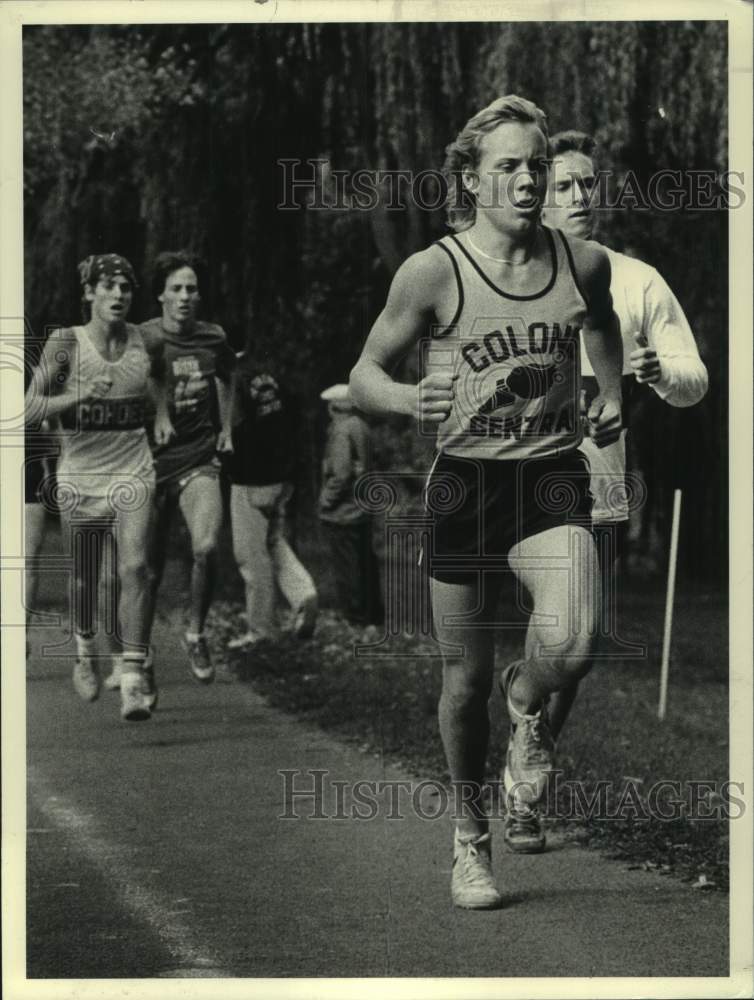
[115,646,152,671]
[121,650,147,676]
[75,632,97,660]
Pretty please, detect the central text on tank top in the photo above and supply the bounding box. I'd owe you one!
[54,325,154,495]
[59,325,151,432]
[426,229,587,460]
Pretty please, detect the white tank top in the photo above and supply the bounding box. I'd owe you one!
[425,227,588,460]
[56,324,154,498]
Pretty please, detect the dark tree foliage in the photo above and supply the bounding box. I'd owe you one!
[22,21,728,581]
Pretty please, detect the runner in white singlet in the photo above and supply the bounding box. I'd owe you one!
[25,254,174,721]
[350,96,623,909]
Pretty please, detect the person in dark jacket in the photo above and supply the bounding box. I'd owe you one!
[318,384,384,628]
[225,353,318,648]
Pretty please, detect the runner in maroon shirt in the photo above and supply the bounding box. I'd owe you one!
[137,252,235,685]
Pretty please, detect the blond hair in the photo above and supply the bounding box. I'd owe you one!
[442,95,549,232]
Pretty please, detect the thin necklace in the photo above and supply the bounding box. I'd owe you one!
[466,231,534,265]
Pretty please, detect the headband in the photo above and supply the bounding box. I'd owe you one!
[78,253,138,288]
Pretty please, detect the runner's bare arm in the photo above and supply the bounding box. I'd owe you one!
[215,377,234,452]
[574,242,623,448]
[349,248,458,424]
[144,337,175,445]
[23,329,101,421]
[578,243,623,399]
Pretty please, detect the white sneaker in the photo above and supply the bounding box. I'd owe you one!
[293,594,318,639]
[103,659,122,691]
[105,649,155,698]
[451,830,502,910]
[500,662,555,807]
[183,633,214,684]
[72,658,100,702]
[227,631,260,651]
[120,670,151,722]
[503,797,546,854]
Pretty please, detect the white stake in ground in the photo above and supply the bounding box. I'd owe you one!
[658,489,682,720]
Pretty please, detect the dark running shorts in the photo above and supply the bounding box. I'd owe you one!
[155,457,222,504]
[423,450,593,583]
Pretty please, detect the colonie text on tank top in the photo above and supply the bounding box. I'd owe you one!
[425,227,588,460]
[57,324,154,490]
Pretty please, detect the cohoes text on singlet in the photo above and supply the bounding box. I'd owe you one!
[56,324,154,496]
[425,228,587,460]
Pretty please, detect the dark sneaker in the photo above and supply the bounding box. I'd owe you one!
[451,830,503,910]
[72,658,100,702]
[503,798,546,854]
[142,658,158,711]
[500,662,556,807]
[184,633,214,684]
[103,659,122,691]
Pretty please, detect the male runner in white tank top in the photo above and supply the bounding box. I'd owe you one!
[25,254,173,721]
[350,96,623,909]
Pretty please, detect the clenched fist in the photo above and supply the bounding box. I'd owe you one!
[153,410,175,446]
[80,376,113,401]
[630,332,662,385]
[586,394,622,449]
[413,373,458,424]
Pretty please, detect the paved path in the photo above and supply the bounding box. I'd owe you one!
[24,604,729,982]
